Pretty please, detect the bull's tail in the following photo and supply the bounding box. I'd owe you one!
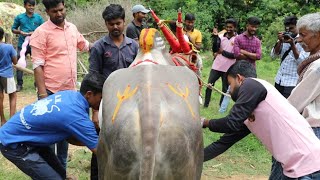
[138,78,160,180]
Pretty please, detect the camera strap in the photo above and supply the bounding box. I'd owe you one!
[281,49,291,64]
[280,41,297,64]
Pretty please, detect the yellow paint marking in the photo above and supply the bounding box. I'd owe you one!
[139,28,157,53]
[167,83,195,119]
[112,85,138,123]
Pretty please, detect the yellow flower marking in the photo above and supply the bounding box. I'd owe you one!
[167,83,195,119]
[112,85,138,123]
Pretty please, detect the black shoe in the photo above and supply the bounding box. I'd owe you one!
[16,85,23,92]
[203,104,209,108]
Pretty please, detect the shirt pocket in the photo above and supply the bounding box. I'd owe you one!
[102,57,117,71]
[125,57,134,66]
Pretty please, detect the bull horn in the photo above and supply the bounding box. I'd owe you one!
[150,9,181,53]
[176,8,192,54]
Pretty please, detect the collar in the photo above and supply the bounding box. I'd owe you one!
[223,32,237,39]
[23,12,35,18]
[243,31,255,39]
[132,20,142,28]
[47,19,70,30]
[184,27,195,32]
[102,34,133,47]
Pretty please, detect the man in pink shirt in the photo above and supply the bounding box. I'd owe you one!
[202,60,320,179]
[29,0,90,175]
[204,18,237,110]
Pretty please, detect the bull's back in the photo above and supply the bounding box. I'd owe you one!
[98,65,203,180]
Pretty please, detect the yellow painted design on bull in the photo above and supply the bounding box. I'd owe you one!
[112,85,138,123]
[167,83,196,119]
[139,28,157,53]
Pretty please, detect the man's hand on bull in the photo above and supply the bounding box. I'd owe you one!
[200,117,209,128]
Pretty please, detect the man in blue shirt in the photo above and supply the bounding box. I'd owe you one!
[0,72,105,180]
[12,0,44,91]
[0,27,18,126]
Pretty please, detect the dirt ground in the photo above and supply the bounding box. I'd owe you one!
[2,91,268,180]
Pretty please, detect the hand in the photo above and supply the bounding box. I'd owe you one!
[217,48,223,54]
[248,113,255,122]
[212,27,218,36]
[20,31,29,36]
[201,117,209,128]
[283,36,294,45]
[277,32,284,42]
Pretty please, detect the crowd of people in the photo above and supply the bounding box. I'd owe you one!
[0,0,320,179]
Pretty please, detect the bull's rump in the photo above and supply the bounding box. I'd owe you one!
[98,65,203,180]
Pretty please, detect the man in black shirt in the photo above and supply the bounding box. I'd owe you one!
[126,4,149,42]
[202,60,258,161]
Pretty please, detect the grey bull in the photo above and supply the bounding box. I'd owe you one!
[97,64,203,179]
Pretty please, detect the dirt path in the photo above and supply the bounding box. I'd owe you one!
[3,91,37,115]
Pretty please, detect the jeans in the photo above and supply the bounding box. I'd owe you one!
[0,143,65,179]
[219,86,230,113]
[269,127,320,180]
[16,46,31,86]
[283,170,320,180]
[50,140,69,170]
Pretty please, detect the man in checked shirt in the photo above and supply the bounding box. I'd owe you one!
[233,17,262,68]
[271,15,309,98]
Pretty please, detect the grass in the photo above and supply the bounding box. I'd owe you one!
[0,50,279,179]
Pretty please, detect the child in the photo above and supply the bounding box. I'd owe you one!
[0,27,18,125]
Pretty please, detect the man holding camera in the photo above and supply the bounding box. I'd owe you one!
[269,15,309,179]
[270,15,309,98]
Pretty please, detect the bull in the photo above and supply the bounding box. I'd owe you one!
[97,9,203,180]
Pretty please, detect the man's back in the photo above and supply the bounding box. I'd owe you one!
[0,91,97,148]
[0,43,16,78]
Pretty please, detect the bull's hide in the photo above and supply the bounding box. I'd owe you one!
[98,65,203,180]
[0,2,25,41]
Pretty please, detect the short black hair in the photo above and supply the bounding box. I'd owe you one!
[225,18,237,28]
[42,0,64,10]
[247,16,261,26]
[24,0,36,5]
[80,73,106,95]
[226,60,257,78]
[102,4,125,22]
[0,27,4,40]
[185,13,195,21]
[284,15,298,26]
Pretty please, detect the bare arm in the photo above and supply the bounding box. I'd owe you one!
[11,56,18,65]
[67,137,97,154]
[194,42,202,51]
[34,66,48,99]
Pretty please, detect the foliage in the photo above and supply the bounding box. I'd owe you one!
[145,0,320,51]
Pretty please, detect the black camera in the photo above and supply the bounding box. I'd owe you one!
[282,27,295,40]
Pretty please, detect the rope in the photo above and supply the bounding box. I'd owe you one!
[193,72,231,97]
